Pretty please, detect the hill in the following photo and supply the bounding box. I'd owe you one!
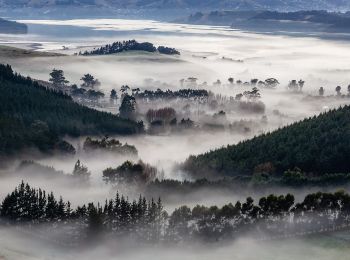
[183,10,350,29]
[81,40,180,56]
[1,0,350,11]
[0,64,143,157]
[254,10,350,29]
[0,18,27,34]
[0,45,63,58]
[183,106,350,179]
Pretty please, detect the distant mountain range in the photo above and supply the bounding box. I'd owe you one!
[0,18,27,34]
[1,0,350,11]
[183,10,350,30]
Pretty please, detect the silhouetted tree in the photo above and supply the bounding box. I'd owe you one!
[49,69,69,88]
[119,94,137,119]
[81,74,101,89]
[319,87,325,96]
[336,86,342,96]
[72,160,90,182]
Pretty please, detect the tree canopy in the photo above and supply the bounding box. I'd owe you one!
[184,106,350,178]
[0,64,143,157]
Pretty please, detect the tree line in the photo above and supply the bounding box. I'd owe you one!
[2,182,350,244]
[79,40,180,56]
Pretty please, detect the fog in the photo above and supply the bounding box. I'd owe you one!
[2,19,350,88]
[1,18,350,203]
[1,225,349,260]
[1,19,349,160]
[1,18,350,258]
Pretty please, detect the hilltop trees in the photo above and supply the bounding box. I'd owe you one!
[80,40,180,56]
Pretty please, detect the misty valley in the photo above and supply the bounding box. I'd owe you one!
[1,6,350,260]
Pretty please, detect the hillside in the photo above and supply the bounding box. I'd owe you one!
[1,0,350,11]
[183,106,350,179]
[0,18,27,34]
[183,10,350,30]
[254,10,350,28]
[0,64,143,156]
[0,45,63,58]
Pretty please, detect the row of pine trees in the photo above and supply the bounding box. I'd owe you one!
[2,182,350,244]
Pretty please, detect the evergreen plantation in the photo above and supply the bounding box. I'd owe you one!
[0,64,143,156]
[2,181,350,244]
[184,106,350,178]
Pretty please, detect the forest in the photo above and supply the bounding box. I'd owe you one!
[2,182,350,245]
[183,105,350,179]
[0,64,143,157]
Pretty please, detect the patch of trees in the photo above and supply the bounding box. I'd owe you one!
[49,69,69,89]
[83,136,138,156]
[15,160,66,179]
[80,73,101,89]
[184,105,350,179]
[1,182,166,242]
[226,78,279,89]
[48,69,105,100]
[146,107,176,124]
[12,160,93,185]
[80,40,180,56]
[103,160,158,185]
[287,79,305,92]
[157,46,180,55]
[146,170,350,200]
[0,64,143,157]
[3,182,350,244]
[135,88,209,101]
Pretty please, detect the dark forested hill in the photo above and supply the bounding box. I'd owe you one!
[0,18,27,34]
[184,106,350,179]
[0,64,142,156]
